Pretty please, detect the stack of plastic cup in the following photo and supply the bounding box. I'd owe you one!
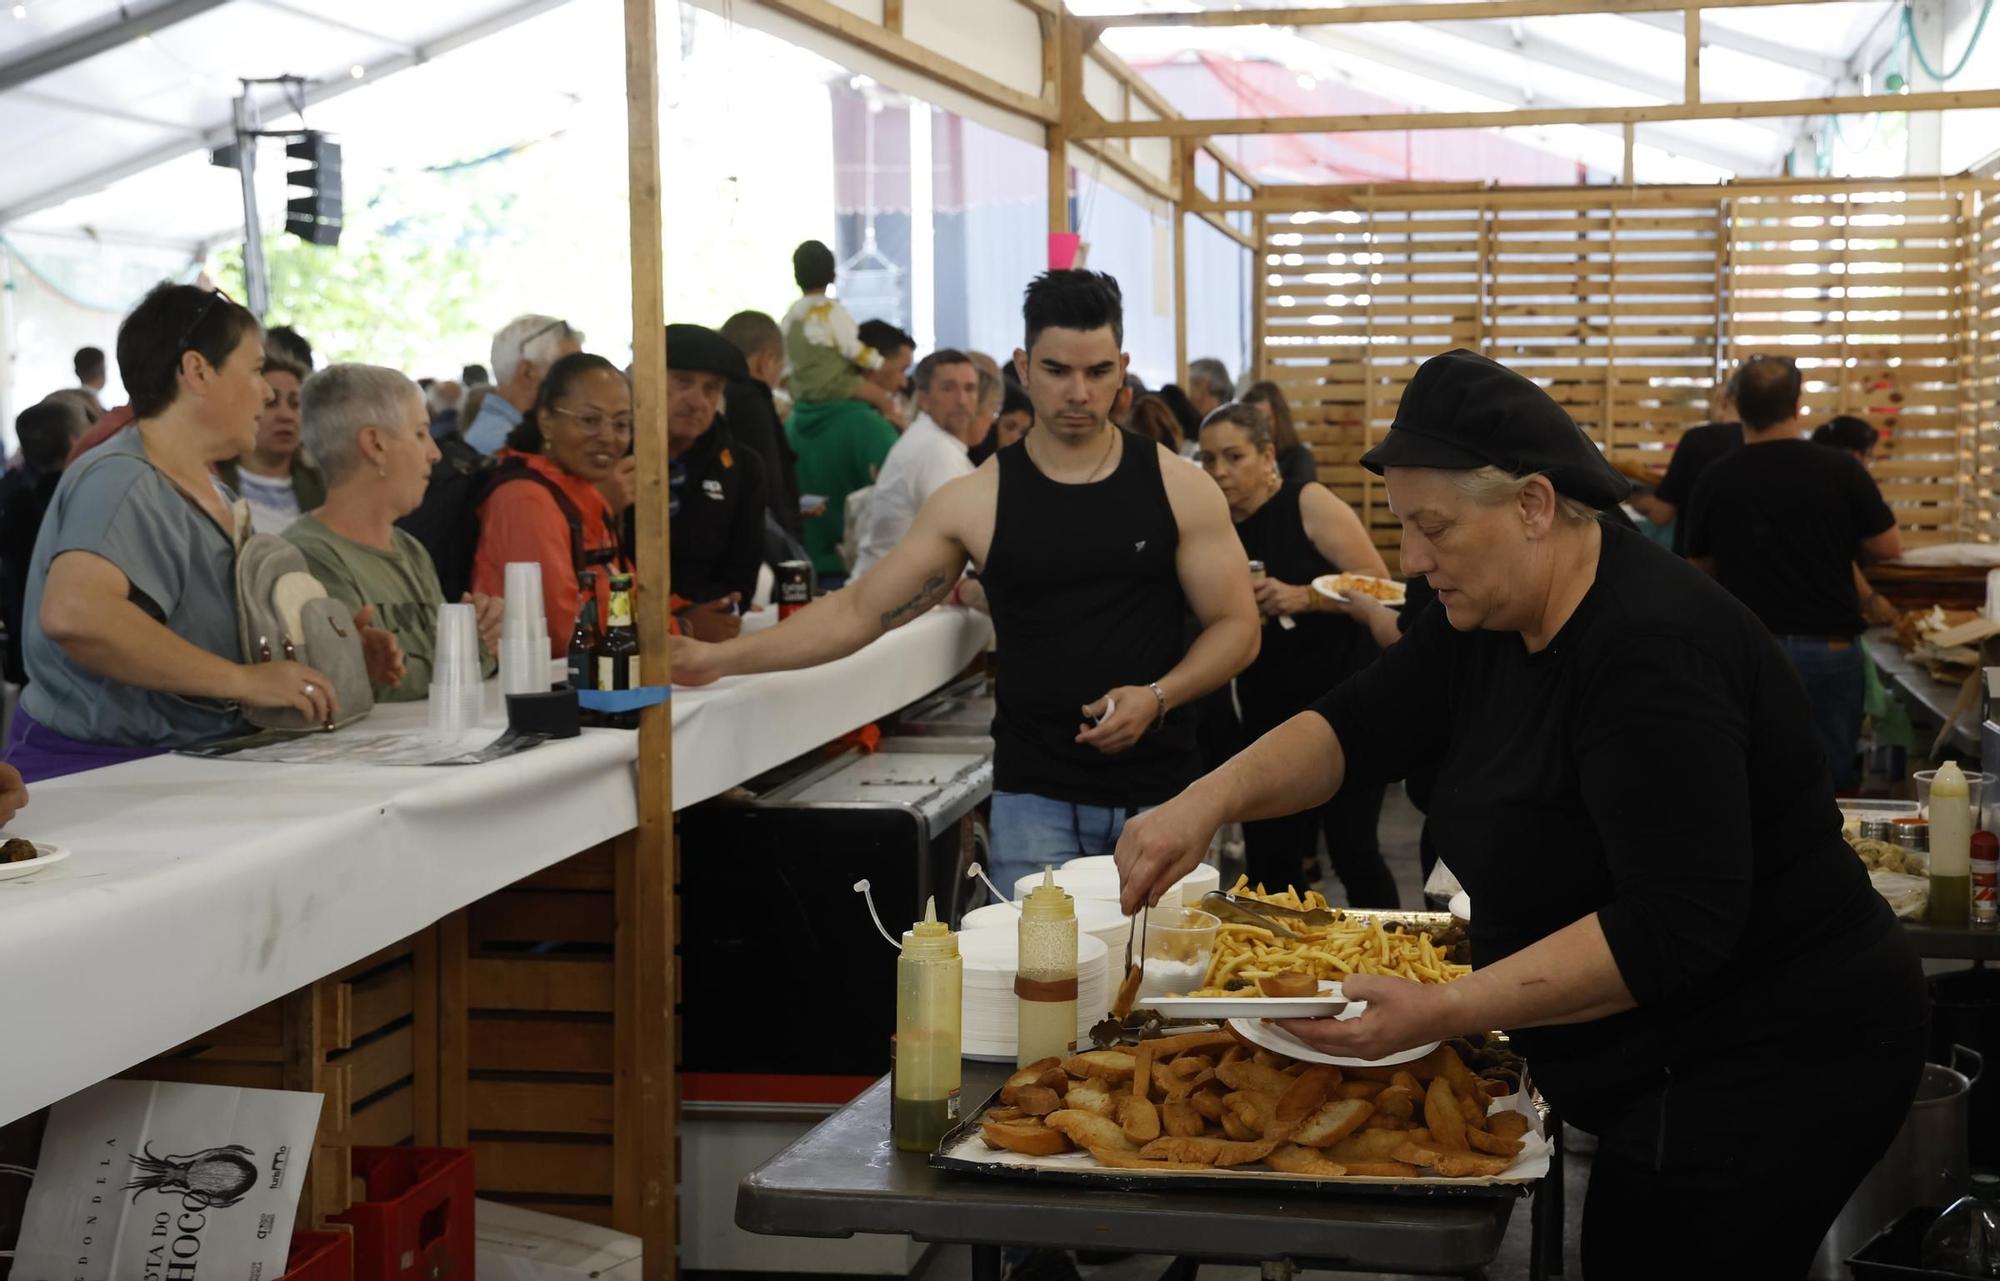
[429,602,485,736]
[499,561,550,698]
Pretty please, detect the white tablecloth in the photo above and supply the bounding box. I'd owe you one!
[0,607,991,1125]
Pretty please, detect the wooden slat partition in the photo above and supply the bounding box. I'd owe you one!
[1259,179,2000,553]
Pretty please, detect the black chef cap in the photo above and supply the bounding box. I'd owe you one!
[666,323,749,382]
[1361,349,1631,510]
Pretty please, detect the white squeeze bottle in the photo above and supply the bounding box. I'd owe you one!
[1016,871,1079,1066]
[1930,761,1973,927]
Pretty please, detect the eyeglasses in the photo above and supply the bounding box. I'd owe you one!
[523,318,578,351]
[549,405,633,437]
[176,286,236,354]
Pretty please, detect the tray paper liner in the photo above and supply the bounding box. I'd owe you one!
[941,1090,1550,1188]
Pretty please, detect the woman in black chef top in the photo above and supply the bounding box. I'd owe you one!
[1117,350,1925,1279]
[1198,403,1398,905]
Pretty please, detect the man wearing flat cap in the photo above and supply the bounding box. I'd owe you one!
[661,323,767,640]
[1115,349,1925,1279]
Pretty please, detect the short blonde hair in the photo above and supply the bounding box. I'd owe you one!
[1450,466,1597,526]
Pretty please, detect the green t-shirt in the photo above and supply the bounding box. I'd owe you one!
[787,398,900,576]
[284,515,484,701]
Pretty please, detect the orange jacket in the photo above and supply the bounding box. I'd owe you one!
[473,450,631,657]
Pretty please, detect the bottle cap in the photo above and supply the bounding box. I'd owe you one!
[1934,760,1968,797]
[902,896,958,959]
[1022,869,1075,921]
[1973,830,1998,860]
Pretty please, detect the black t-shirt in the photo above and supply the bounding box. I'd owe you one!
[982,432,1197,806]
[1312,525,1896,1139]
[1682,439,1895,638]
[1233,482,1378,736]
[1655,421,1742,555]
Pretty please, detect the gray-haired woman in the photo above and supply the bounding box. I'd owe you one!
[284,364,502,700]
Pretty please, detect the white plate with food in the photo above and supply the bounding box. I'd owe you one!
[1449,891,1471,922]
[1312,573,1406,609]
[0,840,70,882]
[1143,976,1348,1021]
[1230,1007,1440,1069]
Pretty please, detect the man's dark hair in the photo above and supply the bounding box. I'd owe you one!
[1812,414,1880,457]
[266,324,314,370]
[720,310,783,358]
[17,401,81,472]
[117,282,261,419]
[73,346,105,383]
[793,240,838,293]
[858,319,915,360]
[1735,355,1802,431]
[462,363,490,387]
[1154,383,1203,443]
[913,348,973,393]
[418,376,437,392]
[1023,270,1123,353]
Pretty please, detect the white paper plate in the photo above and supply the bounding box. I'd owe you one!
[1449,891,1471,922]
[1228,1003,1440,1069]
[1145,980,1348,1021]
[1311,573,1405,609]
[0,842,70,882]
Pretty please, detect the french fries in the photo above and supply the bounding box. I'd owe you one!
[1173,878,1472,994]
[969,1041,1539,1183]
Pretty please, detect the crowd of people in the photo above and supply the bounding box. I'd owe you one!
[0,244,1932,1273]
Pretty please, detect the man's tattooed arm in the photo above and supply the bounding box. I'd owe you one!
[879,572,954,631]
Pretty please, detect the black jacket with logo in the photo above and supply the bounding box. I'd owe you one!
[671,420,767,607]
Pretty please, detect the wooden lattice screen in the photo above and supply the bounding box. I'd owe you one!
[1259,179,2000,551]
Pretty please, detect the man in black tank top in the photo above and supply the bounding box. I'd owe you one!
[672,271,1262,897]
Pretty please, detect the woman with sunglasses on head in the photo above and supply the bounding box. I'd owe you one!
[472,352,635,657]
[10,284,374,780]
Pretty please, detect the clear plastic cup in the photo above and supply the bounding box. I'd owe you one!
[503,562,544,635]
[434,602,480,688]
[1916,767,1997,825]
[1139,907,1221,999]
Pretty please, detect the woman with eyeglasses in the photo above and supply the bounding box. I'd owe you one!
[473,352,634,657]
[10,283,359,780]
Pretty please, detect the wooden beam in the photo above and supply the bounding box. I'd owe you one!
[1683,7,1700,105]
[1077,136,1177,202]
[1622,121,1635,183]
[1089,0,1837,27]
[1074,86,2000,139]
[1193,206,1258,250]
[1205,141,1258,196]
[1174,140,1189,388]
[1198,174,2000,214]
[883,0,903,35]
[755,0,1055,124]
[619,3,676,1279]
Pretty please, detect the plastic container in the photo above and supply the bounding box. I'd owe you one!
[278,1231,354,1281]
[1926,763,1974,928]
[331,1146,476,1281]
[1015,872,1078,1066]
[892,896,961,1153]
[1850,1207,1969,1281]
[1920,1190,2000,1276]
[1139,907,1221,999]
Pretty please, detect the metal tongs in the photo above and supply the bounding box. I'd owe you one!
[1199,889,1334,934]
[1109,899,1149,1020]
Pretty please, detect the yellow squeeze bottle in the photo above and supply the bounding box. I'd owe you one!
[1930,761,1973,927]
[893,896,962,1152]
[1016,872,1079,1066]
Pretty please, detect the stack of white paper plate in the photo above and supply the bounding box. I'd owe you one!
[956,927,1110,1063]
[1057,854,1221,908]
[960,898,1132,993]
[1013,862,1124,905]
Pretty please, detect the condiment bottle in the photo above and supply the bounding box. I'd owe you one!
[1929,761,1973,927]
[893,896,962,1153]
[1016,871,1079,1066]
[1972,830,1998,929]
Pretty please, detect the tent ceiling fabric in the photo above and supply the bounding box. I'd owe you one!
[0,0,570,236]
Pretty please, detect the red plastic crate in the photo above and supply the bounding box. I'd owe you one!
[330,1147,475,1281]
[279,1231,353,1281]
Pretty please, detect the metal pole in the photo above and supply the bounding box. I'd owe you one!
[233,86,269,317]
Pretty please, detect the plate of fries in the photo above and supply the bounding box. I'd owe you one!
[942,1037,1548,1189]
[1147,979,1350,1021]
[1229,1011,1439,1069]
[1312,573,1406,609]
[1193,879,1470,993]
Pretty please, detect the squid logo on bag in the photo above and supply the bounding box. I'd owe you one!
[125,1142,262,1209]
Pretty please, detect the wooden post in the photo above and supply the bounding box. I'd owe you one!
[1621,122,1635,185]
[1683,7,1700,104]
[883,0,904,34]
[618,2,678,1278]
[1048,12,1077,237]
[1174,140,1189,386]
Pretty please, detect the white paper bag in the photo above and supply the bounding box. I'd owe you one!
[12,1079,323,1281]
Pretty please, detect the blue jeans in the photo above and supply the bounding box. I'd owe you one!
[1776,636,1865,793]
[987,791,1141,903]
